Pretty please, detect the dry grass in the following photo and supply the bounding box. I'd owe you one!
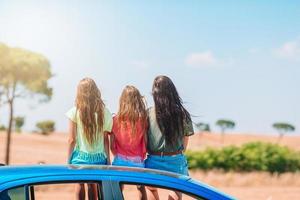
[189,132,300,151]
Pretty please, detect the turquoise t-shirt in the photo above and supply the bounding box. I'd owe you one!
[66,106,113,157]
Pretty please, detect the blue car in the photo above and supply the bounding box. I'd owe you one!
[0,165,236,200]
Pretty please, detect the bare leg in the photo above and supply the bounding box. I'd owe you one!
[75,184,85,200]
[137,185,147,200]
[146,186,159,200]
[168,191,182,200]
[88,183,98,200]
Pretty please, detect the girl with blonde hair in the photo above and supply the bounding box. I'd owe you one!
[66,78,112,200]
[110,85,148,167]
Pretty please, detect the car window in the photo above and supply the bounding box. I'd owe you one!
[1,181,104,200]
[30,182,102,200]
[120,183,204,200]
[0,186,26,200]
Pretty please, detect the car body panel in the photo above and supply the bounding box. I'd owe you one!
[0,165,236,200]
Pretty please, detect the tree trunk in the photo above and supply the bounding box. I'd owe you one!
[5,99,14,165]
[221,128,225,144]
[277,132,284,144]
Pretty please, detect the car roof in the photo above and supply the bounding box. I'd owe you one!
[0,165,189,185]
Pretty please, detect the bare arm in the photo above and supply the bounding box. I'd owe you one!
[67,120,76,162]
[104,132,111,164]
[183,136,189,152]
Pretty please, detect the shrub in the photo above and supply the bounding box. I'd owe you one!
[14,116,25,133]
[185,142,300,173]
[0,124,6,131]
[36,120,55,135]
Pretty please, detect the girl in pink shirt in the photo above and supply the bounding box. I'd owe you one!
[110,85,148,167]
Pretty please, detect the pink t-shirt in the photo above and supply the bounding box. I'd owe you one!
[111,116,147,159]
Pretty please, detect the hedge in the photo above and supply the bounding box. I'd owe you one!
[36,120,55,135]
[186,142,300,173]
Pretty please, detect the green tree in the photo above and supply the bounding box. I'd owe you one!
[216,119,235,143]
[272,122,295,143]
[0,124,6,131]
[0,43,53,164]
[36,120,55,135]
[13,116,25,133]
[195,122,210,132]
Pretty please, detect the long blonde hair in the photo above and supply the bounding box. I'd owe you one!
[75,78,105,145]
[117,85,148,135]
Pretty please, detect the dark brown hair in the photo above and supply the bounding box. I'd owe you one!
[152,75,191,146]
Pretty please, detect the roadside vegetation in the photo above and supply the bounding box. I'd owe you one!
[186,142,300,173]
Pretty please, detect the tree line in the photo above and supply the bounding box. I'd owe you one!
[196,120,296,143]
[0,117,55,135]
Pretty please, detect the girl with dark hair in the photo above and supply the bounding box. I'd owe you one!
[145,75,194,200]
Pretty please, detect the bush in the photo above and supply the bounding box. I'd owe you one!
[0,124,6,131]
[14,116,25,133]
[186,142,300,173]
[36,120,55,135]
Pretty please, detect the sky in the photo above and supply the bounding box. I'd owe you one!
[0,0,299,134]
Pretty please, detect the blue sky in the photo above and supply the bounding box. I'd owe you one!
[0,0,299,134]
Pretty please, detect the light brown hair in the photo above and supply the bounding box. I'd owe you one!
[75,78,105,145]
[117,85,148,135]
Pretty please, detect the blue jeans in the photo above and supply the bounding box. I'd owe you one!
[69,150,107,165]
[112,154,145,168]
[145,154,189,175]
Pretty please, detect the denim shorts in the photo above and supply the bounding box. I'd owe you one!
[112,154,145,168]
[145,154,189,175]
[69,150,107,165]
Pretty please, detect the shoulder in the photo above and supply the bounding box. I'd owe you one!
[112,115,118,124]
[68,106,77,113]
[147,107,155,116]
[65,106,78,122]
[103,107,112,117]
[103,107,113,132]
[183,115,194,136]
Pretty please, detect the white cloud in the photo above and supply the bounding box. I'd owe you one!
[274,37,300,61]
[185,51,217,68]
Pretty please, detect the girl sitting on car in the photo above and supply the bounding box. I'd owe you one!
[66,77,113,200]
[145,75,194,200]
[110,85,148,167]
[109,85,148,199]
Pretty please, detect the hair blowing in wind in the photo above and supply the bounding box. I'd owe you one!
[152,75,191,147]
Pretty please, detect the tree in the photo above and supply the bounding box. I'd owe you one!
[272,122,295,143]
[195,122,211,132]
[13,116,25,133]
[216,119,235,143]
[0,43,53,164]
[36,120,55,135]
[0,124,6,131]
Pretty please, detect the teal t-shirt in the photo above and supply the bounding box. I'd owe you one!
[66,106,113,156]
[147,107,194,153]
